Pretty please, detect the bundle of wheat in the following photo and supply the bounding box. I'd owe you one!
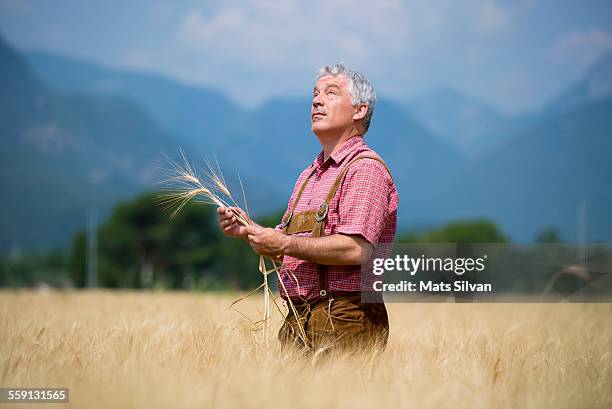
[157,149,307,346]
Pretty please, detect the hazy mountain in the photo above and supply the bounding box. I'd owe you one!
[367,100,465,198]
[6,37,612,246]
[211,97,468,230]
[25,52,316,203]
[404,88,537,157]
[405,88,505,151]
[0,35,280,251]
[26,51,243,151]
[25,50,466,228]
[401,54,612,241]
[419,95,612,242]
[10,38,612,247]
[544,52,612,115]
[402,53,612,160]
[0,36,184,250]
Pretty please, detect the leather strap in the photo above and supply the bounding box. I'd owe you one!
[281,153,392,298]
[281,165,318,233]
[315,154,390,297]
[312,154,390,236]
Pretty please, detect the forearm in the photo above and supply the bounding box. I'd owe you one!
[283,234,372,265]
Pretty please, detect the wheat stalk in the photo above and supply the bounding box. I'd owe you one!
[156,149,307,346]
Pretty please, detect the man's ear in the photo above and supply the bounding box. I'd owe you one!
[353,104,368,121]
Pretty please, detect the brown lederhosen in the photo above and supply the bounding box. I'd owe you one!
[278,154,392,353]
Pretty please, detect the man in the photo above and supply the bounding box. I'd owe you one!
[217,63,398,354]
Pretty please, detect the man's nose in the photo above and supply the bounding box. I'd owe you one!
[312,93,324,108]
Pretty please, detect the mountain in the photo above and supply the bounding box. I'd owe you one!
[8,40,612,246]
[366,100,465,199]
[24,51,466,228]
[25,51,243,151]
[544,52,612,115]
[419,95,612,242]
[0,36,188,250]
[209,97,467,229]
[405,52,612,159]
[12,43,612,246]
[0,35,280,251]
[404,88,536,157]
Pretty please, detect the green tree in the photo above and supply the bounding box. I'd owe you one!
[218,209,286,289]
[69,192,286,290]
[423,219,508,243]
[0,249,69,287]
[534,227,562,243]
[70,192,221,289]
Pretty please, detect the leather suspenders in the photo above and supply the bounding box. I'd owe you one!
[281,154,392,298]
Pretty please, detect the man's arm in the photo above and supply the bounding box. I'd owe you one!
[245,225,373,265]
[246,159,392,266]
[285,233,373,265]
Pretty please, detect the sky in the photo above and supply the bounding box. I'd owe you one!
[1,0,611,114]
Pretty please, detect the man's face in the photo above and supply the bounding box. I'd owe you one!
[311,75,356,136]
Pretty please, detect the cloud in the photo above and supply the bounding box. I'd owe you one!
[170,0,422,104]
[170,0,536,105]
[174,0,524,66]
[550,28,612,70]
[175,0,412,68]
[476,1,512,33]
[4,0,608,114]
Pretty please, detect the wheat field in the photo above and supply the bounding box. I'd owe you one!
[1,290,611,409]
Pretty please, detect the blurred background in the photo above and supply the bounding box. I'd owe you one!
[0,0,611,290]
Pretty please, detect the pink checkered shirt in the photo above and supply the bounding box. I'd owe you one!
[275,136,399,300]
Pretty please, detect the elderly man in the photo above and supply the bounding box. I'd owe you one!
[217,63,398,354]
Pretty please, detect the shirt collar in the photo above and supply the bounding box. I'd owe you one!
[314,136,365,169]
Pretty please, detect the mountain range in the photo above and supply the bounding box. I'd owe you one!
[0,36,279,250]
[2,32,611,249]
[408,52,612,241]
[25,50,464,191]
[403,88,538,157]
[543,53,612,115]
[419,95,612,241]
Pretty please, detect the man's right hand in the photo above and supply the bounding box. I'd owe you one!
[217,206,250,239]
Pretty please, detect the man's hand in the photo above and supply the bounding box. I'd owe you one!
[217,206,250,239]
[222,209,372,266]
[246,224,289,259]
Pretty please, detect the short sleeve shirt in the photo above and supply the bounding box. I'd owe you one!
[276,136,399,300]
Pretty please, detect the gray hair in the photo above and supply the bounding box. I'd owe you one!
[316,63,377,133]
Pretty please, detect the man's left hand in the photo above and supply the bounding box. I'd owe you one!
[246,225,289,259]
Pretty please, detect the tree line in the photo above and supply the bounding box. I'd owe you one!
[0,191,562,289]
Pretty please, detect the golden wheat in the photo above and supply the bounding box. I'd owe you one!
[156,150,306,344]
[1,290,611,409]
